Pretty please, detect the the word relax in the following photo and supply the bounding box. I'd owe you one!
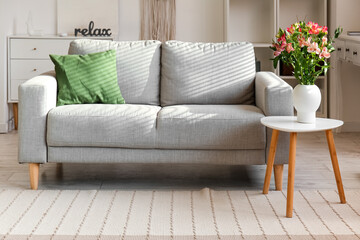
[74,21,111,37]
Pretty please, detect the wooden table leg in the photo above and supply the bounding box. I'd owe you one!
[325,130,346,204]
[286,132,297,218]
[13,103,18,130]
[263,129,279,194]
[274,164,284,190]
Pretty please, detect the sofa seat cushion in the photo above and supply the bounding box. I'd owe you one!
[156,105,265,150]
[47,104,161,148]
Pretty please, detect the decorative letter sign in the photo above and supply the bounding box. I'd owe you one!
[74,21,112,37]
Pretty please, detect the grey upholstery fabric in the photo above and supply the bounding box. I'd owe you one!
[47,104,161,148]
[18,72,57,163]
[255,72,293,116]
[255,71,294,165]
[68,39,161,105]
[48,147,266,165]
[161,41,256,106]
[18,42,294,168]
[157,105,265,150]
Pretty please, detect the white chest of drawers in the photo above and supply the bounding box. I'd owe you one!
[8,36,74,102]
[7,35,112,129]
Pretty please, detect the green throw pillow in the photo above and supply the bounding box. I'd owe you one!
[50,50,125,106]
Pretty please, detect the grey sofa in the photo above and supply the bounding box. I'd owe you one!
[18,39,293,190]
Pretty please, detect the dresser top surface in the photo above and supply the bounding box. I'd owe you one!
[8,35,113,40]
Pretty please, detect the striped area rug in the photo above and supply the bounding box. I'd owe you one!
[0,189,359,239]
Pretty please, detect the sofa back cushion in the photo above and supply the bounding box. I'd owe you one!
[68,39,161,105]
[161,41,256,106]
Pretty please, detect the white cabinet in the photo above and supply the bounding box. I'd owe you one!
[7,36,74,102]
[7,35,112,103]
[225,0,328,117]
[336,39,346,60]
[328,0,360,130]
[342,40,360,65]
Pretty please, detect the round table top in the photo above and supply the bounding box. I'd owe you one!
[260,116,343,133]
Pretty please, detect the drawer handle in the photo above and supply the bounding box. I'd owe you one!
[346,48,350,52]
[353,51,358,55]
[337,47,342,51]
[33,48,37,51]
[33,69,37,72]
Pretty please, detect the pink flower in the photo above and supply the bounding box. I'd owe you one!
[299,27,302,32]
[305,37,312,47]
[280,41,287,49]
[299,37,307,47]
[321,36,328,47]
[322,36,328,44]
[322,26,328,34]
[308,22,320,34]
[307,42,320,54]
[309,26,320,34]
[287,26,295,34]
[274,51,281,57]
[286,43,294,53]
[319,47,331,58]
[278,34,286,43]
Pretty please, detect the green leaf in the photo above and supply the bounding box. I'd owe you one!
[334,27,343,39]
[273,57,279,69]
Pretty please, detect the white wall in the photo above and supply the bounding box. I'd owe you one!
[118,0,140,40]
[176,0,224,42]
[117,0,224,42]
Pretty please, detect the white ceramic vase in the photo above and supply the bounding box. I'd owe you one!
[293,84,321,124]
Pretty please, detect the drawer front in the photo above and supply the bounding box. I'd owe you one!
[11,60,54,79]
[350,43,360,65]
[10,79,27,102]
[345,42,354,62]
[10,39,73,59]
[336,40,345,60]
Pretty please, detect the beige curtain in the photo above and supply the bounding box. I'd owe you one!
[140,0,176,42]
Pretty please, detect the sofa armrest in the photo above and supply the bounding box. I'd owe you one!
[255,72,293,165]
[255,71,293,116]
[18,71,57,163]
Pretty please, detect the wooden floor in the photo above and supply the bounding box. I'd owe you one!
[0,131,359,190]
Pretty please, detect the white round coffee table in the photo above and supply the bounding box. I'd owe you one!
[261,116,345,218]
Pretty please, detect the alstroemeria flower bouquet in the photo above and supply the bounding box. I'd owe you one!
[271,21,342,85]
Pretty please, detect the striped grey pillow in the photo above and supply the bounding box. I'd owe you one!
[161,41,256,106]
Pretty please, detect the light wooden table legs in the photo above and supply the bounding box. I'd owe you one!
[262,130,298,218]
[286,132,297,218]
[29,163,40,190]
[274,164,284,190]
[13,103,18,130]
[263,129,279,194]
[325,130,346,204]
[263,129,346,218]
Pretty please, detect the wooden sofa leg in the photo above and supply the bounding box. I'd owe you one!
[29,163,40,190]
[274,164,284,191]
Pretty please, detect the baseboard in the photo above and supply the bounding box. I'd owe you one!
[0,123,8,133]
[341,121,360,132]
